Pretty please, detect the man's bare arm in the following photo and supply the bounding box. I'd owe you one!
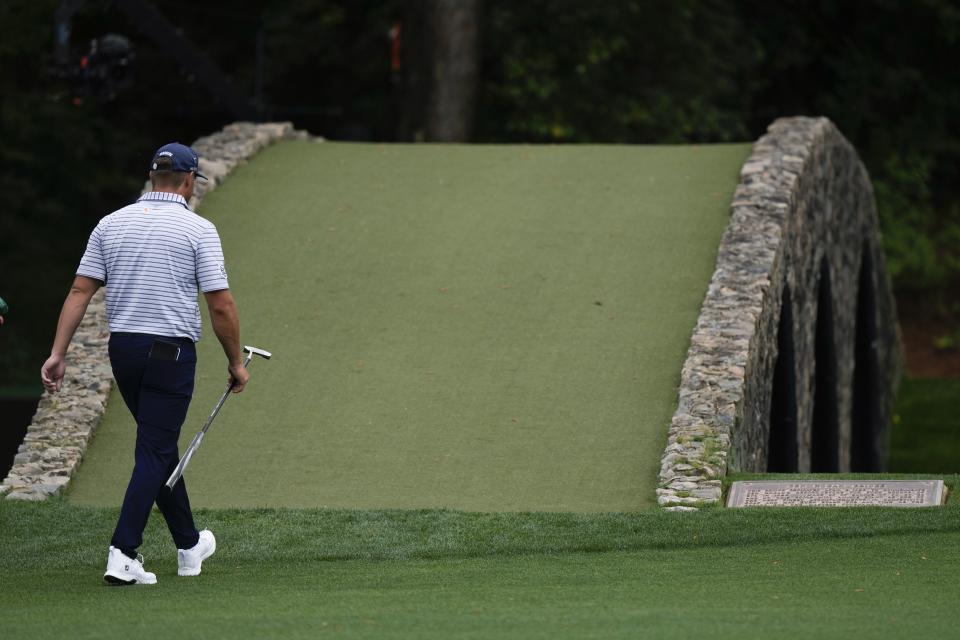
[41,276,102,392]
[204,288,249,393]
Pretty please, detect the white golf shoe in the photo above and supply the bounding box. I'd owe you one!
[178,529,216,576]
[103,546,157,585]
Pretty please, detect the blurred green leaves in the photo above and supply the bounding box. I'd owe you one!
[479,0,753,143]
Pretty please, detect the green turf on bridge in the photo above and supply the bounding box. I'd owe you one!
[68,140,751,511]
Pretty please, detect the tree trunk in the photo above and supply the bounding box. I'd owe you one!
[425,0,481,142]
[398,0,481,142]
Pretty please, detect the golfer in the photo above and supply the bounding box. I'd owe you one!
[41,143,249,585]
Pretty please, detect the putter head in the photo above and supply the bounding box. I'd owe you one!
[243,345,272,360]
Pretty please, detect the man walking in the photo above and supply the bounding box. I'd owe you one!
[41,143,249,585]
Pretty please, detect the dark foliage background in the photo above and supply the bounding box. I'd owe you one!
[1,0,958,391]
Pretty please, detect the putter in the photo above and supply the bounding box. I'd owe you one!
[165,345,272,490]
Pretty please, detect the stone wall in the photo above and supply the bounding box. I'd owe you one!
[657,116,902,510]
[1,122,313,500]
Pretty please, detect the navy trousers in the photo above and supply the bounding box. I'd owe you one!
[108,333,200,558]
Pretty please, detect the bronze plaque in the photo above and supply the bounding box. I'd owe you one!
[726,480,947,508]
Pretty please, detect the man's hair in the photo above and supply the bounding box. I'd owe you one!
[149,155,189,189]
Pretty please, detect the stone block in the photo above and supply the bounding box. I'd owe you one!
[6,490,46,501]
[13,451,39,464]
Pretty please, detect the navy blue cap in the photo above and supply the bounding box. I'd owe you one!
[150,142,207,180]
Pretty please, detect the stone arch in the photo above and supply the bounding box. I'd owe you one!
[811,258,840,472]
[850,242,884,471]
[767,285,798,472]
[658,116,902,507]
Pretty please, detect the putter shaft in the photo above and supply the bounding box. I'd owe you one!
[165,346,271,489]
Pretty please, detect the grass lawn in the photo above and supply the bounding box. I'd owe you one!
[2,482,959,639]
[68,140,751,512]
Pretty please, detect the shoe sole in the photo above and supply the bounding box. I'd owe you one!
[104,572,156,586]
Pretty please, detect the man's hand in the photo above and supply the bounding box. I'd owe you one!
[41,354,67,393]
[228,362,250,393]
[40,276,100,393]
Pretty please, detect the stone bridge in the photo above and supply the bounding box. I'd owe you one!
[657,116,901,508]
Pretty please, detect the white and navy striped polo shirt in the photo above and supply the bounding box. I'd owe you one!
[76,191,230,342]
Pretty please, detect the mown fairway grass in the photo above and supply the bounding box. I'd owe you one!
[2,480,958,639]
[68,140,751,512]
